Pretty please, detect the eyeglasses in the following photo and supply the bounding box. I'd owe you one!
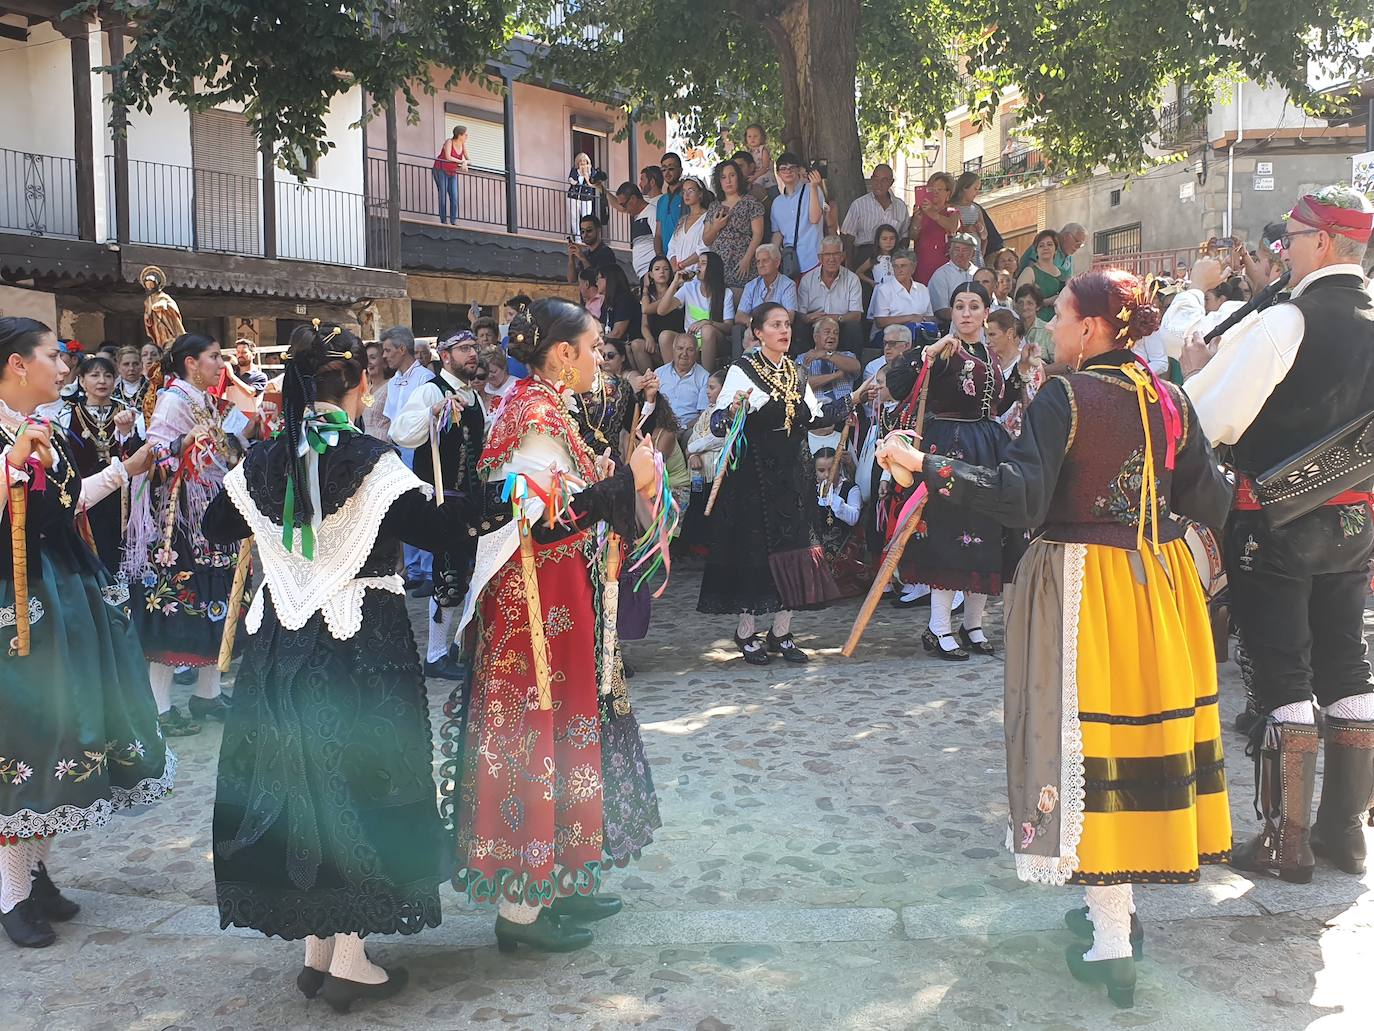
[1281,229,1321,248]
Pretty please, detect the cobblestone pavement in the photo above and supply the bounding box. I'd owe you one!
[5,566,1372,1030]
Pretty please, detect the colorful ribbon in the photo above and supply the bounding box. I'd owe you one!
[628,449,681,598]
[279,408,357,559]
[711,403,749,479]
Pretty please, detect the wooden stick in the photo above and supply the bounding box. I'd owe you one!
[600,532,623,691]
[430,406,445,507]
[217,538,253,673]
[518,526,553,710]
[842,486,928,657]
[703,464,728,516]
[7,479,29,657]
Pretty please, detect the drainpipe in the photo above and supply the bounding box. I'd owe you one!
[1225,82,1243,239]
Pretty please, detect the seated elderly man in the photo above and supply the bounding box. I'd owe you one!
[733,242,799,355]
[863,324,913,379]
[795,234,866,357]
[866,249,934,348]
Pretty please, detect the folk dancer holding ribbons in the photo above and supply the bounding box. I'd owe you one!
[1182,186,1374,884]
[443,300,662,954]
[389,329,487,682]
[0,318,173,950]
[878,268,1233,1008]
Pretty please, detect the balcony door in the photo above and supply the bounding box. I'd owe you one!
[191,110,261,255]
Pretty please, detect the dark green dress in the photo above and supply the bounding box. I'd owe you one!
[203,432,474,940]
[0,428,175,842]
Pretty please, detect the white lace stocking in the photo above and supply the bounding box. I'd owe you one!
[29,837,50,873]
[0,841,35,914]
[148,662,174,715]
[498,899,540,925]
[962,593,988,643]
[426,600,456,664]
[1272,701,1316,724]
[1084,884,1134,961]
[303,934,333,972]
[736,613,757,639]
[771,610,794,637]
[193,666,221,700]
[328,933,387,985]
[1326,693,1374,721]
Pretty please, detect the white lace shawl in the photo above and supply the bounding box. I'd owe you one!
[223,449,423,642]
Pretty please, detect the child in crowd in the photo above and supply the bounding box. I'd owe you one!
[813,447,869,597]
[857,224,901,289]
[744,124,776,194]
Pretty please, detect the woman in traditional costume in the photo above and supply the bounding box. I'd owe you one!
[697,302,848,665]
[884,281,1032,660]
[0,317,173,950]
[877,269,1232,1008]
[56,354,144,573]
[202,324,459,1013]
[444,299,662,955]
[114,346,151,411]
[124,335,261,736]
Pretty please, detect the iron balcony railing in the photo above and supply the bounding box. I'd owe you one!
[1158,100,1204,150]
[978,146,1047,192]
[1091,245,1202,281]
[0,146,79,239]
[103,156,391,269]
[366,152,632,245]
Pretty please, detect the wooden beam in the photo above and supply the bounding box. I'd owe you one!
[107,26,130,246]
[0,22,28,41]
[69,32,96,242]
[385,97,400,270]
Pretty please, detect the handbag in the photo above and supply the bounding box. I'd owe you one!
[1253,407,1374,528]
[779,184,805,278]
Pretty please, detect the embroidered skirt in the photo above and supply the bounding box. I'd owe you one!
[129,524,239,667]
[898,417,1024,594]
[452,534,609,905]
[1,555,175,840]
[1004,538,1231,886]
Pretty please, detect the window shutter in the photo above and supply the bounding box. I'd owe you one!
[446,113,505,173]
[190,110,261,254]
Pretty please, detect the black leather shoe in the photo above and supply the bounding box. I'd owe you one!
[1,898,56,948]
[957,626,996,657]
[1064,906,1143,959]
[766,631,808,663]
[188,694,231,721]
[158,706,202,737]
[320,966,409,1013]
[296,966,327,999]
[494,909,593,953]
[735,633,770,666]
[1065,943,1135,1008]
[887,590,931,608]
[423,656,464,682]
[922,628,968,661]
[549,892,623,923]
[30,863,79,922]
[172,666,197,686]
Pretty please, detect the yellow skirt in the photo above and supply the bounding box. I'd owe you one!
[1004,537,1231,886]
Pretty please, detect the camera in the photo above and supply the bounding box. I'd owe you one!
[808,159,828,180]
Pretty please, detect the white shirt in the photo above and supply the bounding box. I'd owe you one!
[668,211,709,268]
[927,259,980,314]
[798,265,863,317]
[715,354,823,420]
[1185,264,1369,446]
[382,360,435,424]
[867,277,932,321]
[654,361,711,427]
[841,191,911,242]
[389,368,480,449]
[630,201,658,280]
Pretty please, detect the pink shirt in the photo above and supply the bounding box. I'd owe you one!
[913,208,956,285]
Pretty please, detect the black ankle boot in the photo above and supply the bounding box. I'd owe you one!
[1064,906,1144,959]
[1231,720,1318,883]
[549,892,623,923]
[320,966,409,1013]
[30,862,79,921]
[1065,943,1136,1008]
[1311,716,1374,875]
[1,898,56,949]
[494,909,593,953]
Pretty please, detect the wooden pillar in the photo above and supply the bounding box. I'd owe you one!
[385,96,401,270]
[627,107,638,186]
[107,27,130,245]
[503,74,518,235]
[261,137,276,259]
[69,31,97,242]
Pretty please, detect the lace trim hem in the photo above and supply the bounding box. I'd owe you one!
[1068,852,1231,886]
[456,862,603,906]
[0,750,177,839]
[216,880,443,941]
[1013,542,1087,887]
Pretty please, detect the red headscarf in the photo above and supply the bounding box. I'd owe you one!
[1287,194,1373,244]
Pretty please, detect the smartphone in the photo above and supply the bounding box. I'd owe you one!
[914,186,930,208]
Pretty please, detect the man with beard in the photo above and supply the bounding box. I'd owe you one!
[391,330,487,680]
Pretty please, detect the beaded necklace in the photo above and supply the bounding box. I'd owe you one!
[0,422,74,508]
[745,351,803,433]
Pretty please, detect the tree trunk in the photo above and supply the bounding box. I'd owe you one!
[762,0,864,212]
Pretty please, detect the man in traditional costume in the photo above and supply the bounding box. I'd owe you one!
[389,330,487,681]
[1183,186,1374,883]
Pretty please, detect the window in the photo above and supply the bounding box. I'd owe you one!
[1109,189,1122,207]
[445,111,505,172]
[190,109,261,255]
[1094,222,1142,257]
[278,144,318,179]
[961,133,984,170]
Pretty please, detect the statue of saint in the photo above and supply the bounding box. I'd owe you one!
[140,265,185,349]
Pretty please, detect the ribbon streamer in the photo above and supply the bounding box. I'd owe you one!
[279,408,357,559]
[703,403,749,517]
[502,473,553,711]
[627,449,681,598]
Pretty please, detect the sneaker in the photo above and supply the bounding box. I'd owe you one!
[158,706,202,737]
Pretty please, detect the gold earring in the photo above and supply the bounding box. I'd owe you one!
[362,390,376,409]
[558,364,579,391]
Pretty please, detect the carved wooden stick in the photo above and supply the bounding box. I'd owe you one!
[7,479,29,657]
[218,538,253,673]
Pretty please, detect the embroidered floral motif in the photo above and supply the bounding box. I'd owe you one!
[1339,504,1368,539]
[564,716,600,749]
[0,757,33,786]
[958,531,984,548]
[0,597,43,631]
[1091,447,1171,528]
[958,364,978,397]
[544,605,574,640]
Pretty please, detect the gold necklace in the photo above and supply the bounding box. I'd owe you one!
[745,352,803,433]
[0,423,74,507]
[74,402,116,462]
